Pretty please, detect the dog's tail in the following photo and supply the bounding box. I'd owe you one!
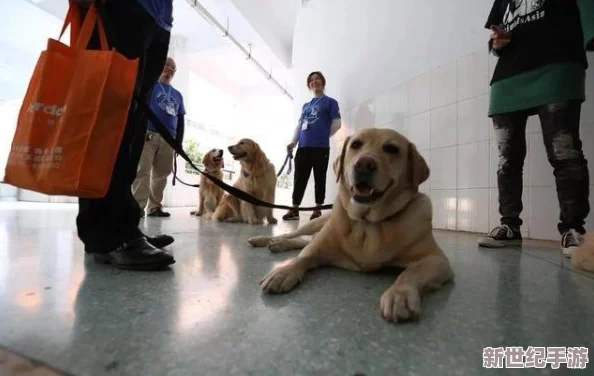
[572,233,594,273]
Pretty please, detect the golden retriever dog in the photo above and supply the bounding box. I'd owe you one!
[191,148,225,220]
[211,138,277,225]
[572,233,594,273]
[249,128,454,323]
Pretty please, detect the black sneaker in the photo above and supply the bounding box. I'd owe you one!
[282,209,299,221]
[561,229,583,258]
[478,225,522,248]
[310,210,322,220]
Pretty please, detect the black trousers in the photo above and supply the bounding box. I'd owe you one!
[292,147,330,206]
[492,100,590,234]
[76,0,171,252]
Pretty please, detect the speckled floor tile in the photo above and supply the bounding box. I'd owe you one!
[0,203,593,375]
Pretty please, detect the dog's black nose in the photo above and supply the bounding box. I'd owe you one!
[354,157,377,173]
[227,146,233,152]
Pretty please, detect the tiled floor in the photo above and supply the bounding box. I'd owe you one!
[0,202,593,375]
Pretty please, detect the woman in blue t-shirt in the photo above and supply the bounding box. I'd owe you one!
[283,71,342,221]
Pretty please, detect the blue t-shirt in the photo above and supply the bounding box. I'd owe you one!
[297,95,341,149]
[135,0,173,32]
[147,82,186,137]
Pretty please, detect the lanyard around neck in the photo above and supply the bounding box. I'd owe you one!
[158,82,171,101]
[305,95,324,114]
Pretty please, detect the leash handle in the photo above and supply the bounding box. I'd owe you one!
[135,95,331,211]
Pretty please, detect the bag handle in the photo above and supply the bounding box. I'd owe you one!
[59,2,81,46]
[75,4,108,51]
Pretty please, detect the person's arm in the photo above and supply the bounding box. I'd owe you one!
[329,98,342,137]
[578,0,594,51]
[484,1,509,56]
[287,105,306,152]
[291,121,301,144]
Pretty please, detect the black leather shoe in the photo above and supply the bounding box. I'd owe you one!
[145,234,174,248]
[85,234,174,253]
[147,208,171,217]
[93,237,175,271]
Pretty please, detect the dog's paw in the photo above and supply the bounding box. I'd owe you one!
[247,217,264,225]
[380,284,421,323]
[267,238,293,253]
[247,236,271,247]
[202,213,212,220]
[260,266,302,293]
[267,217,278,225]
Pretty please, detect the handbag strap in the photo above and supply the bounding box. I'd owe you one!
[75,3,108,51]
[59,2,81,46]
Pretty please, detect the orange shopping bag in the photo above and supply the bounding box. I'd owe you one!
[3,2,138,198]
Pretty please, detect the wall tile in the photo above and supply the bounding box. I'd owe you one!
[407,72,431,116]
[431,103,457,149]
[529,186,560,241]
[457,188,490,233]
[430,146,457,190]
[373,85,408,127]
[458,141,490,189]
[457,50,489,101]
[431,189,457,230]
[430,62,457,109]
[407,111,431,151]
[458,94,490,145]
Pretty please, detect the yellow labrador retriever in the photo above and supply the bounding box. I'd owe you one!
[250,128,454,323]
[212,138,277,225]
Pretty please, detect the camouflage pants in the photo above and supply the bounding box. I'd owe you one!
[492,100,590,234]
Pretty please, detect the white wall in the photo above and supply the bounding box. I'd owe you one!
[292,0,594,241]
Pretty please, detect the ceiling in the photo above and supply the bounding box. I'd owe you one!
[10,0,299,100]
[227,0,302,68]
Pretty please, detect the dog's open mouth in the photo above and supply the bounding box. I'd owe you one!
[213,156,222,163]
[351,180,392,204]
[231,152,247,160]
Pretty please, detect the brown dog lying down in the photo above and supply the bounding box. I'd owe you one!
[248,128,454,323]
[212,138,277,225]
[191,148,225,220]
[572,233,594,273]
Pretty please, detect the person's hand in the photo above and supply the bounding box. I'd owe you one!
[490,25,511,50]
[286,142,295,153]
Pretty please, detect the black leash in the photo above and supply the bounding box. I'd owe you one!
[136,95,332,211]
[276,152,293,177]
[172,150,292,188]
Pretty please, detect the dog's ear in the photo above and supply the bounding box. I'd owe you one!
[332,155,341,176]
[408,142,429,187]
[336,136,351,183]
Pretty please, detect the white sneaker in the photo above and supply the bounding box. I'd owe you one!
[561,229,583,258]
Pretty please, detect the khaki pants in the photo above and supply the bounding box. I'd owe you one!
[132,133,175,214]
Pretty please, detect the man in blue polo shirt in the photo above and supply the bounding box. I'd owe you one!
[132,57,186,218]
